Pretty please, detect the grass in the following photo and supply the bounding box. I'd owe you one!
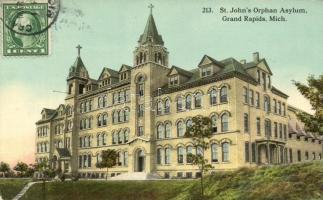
[20,180,194,200]
[20,161,323,200]
[0,179,30,200]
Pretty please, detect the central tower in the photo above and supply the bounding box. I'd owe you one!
[133,5,169,67]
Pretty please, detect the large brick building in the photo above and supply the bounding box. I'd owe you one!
[35,10,322,179]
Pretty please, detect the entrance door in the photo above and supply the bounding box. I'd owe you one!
[137,150,145,172]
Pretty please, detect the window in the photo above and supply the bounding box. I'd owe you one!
[201,66,211,77]
[210,89,217,105]
[124,152,128,166]
[165,122,171,138]
[305,151,309,160]
[297,150,301,161]
[312,152,316,160]
[273,99,277,113]
[88,155,91,167]
[249,90,254,105]
[113,111,118,123]
[243,87,248,103]
[138,104,144,117]
[124,108,130,122]
[112,132,117,144]
[118,91,124,103]
[251,143,256,162]
[211,115,217,133]
[289,149,293,163]
[282,103,286,116]
[283,125,287,140]
[278,101,281,115]
[118,131,123,144]
[79,156,82,168]
[177,121,184,137]
[194,93,202,108]
[244,113,249,132]
[186,146,193,163]
[264,96,270,113]
[196,146,203,156]
[170,76,178,86]
[279,123,283,139]
[185,95,192,110]
[103,95,107,107]
[245,142,250,162]
[124,129,129,143]
[274,122,278,138]
[138,83,144,96]
[157,148,162,164]
[256,117,261,135]
[177,147,184,164]
[157,124,164,139]
[257,70,260,83]
[138,126,144,136]
[262,72,266,90]
[125,90,130,102]
[113,93,118,104]
[221,113,229,132]
[255,92,260,108]
[119,110,124,122]
[220,86,228,103]
[97,134,101,146]
[157,101,162,115]
[102,114,107,126]
[211,143,218,162]
[165,99,170,113]
[265,119,271,138]
[222,142,229,162]
[177,96,183,111]
[165,148,171,164]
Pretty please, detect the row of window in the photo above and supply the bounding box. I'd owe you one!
[54,124,64,135]
[79,151,129,168]
[156,142,230,165]
[37,126,49,137]
[80,129,130,148]
[36,142,49,153]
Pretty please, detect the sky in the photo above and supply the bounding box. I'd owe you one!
[0,0,322,167]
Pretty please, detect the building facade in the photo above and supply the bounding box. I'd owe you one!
[35,11,322,179]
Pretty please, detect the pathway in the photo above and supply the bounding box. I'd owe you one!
[12,182,37,200]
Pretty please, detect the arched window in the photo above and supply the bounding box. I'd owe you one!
[222,142,229,162]
[177,96,183,111]
[186,146,193,163]
[211,143,218,162]
[84,137,88,147]
[119,110,124,122]
[157,101,163,115]
[220,86,228,103]
[96,154,102,164]
[186,119,193,129]
[124,108,130,121]
[118,131,124,144]
[124,152,128,166]
[210,89,217,105]
[102,114,107,126]
[194,92,202,108]
[79,156,82,168]
[165,122,171,138]
[117,152,122,166]
[98,97,103,108]
[87,136,91,147]
[88,118,92,128]
[165,99,170,114]
[85,101,90,112]
[177,121,184,137]
[196,146,203,156]
[221,113,229,132]
[79,137,83,147]
[97,134,101,146]
[103,95,107,107]
[88,154,91,167]
[165,148,171,164]
[264,96,270,113]
[113,111,118,123]
[157,148,162,164]
[177,147,184,164]
[137,75,144,96]
[244,113,249,132]
[102,133,106,145]
[157,124,164,139]
[97,115,102,127]
[185,95,192,110]
[211,115,217,133]
[124,129,129,143]
[112,132,117,144]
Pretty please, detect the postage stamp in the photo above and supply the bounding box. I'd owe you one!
[2,3,48,56]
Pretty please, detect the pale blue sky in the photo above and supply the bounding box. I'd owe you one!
[0,0,322,165]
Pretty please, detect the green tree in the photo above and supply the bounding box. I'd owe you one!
[293,75,323,135]
[0,162,10,177]
[96,149,118,181]
[13,162,28,177]
[185,116,214,198]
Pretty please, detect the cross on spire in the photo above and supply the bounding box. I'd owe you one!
[76,44,82,57]
[148,3,154,14]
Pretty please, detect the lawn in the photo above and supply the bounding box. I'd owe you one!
[20,162,323,200]
[0,179,30,200]
[20,180,194,200]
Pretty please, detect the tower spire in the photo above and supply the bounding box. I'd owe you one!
[148,3,154,14]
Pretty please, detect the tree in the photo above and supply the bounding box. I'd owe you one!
[13,162,28,177]
[0,162,10,177]
[185,116,214,198]
[96,149,118,181]
[293,75,323,135]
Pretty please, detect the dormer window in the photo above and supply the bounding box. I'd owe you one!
[201,66,212,77]
[169,76,178,86]
[120,73,127,81]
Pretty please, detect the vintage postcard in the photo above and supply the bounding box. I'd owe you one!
[0,0,322,200]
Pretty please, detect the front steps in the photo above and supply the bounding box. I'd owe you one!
[110,172,161,180]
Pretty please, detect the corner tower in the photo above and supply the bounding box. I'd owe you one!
[134,5,169,67]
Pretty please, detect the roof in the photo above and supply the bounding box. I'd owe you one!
[198,55,224,67]
[271,86,289,99]
[167,65,193,77]
[42,108,56,116]
[119,64,132,72]
[68,56,88,79]
[56,148,71,157]
[138,14,164,45]
[98,67,119,80]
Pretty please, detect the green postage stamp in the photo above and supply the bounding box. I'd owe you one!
[2,3,49,56]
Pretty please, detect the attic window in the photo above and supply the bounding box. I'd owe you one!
[121,73,127,81]
[201,66,212,77]
[170,76,178,86]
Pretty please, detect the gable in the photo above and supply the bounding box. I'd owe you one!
[119,64,131,72]
[257,59,273,75]
[168,68,179,76]
[198,55,213,66]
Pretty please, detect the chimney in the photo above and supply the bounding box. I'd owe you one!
[240,59,246,64]
[253,52,259,63]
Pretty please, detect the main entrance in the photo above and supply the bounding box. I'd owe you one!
[136,150,145,172]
